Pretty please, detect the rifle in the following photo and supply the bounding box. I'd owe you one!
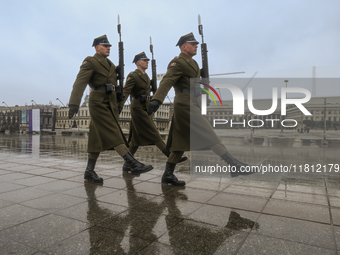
[149,36,157,94]
[198,14,212,106]
[198,14,209,79]
[116,15,125,102]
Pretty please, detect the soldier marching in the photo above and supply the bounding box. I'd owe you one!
[147,32,258,185]
[69,23,257,186]
[118,52,187,173]
[68,35,153,184]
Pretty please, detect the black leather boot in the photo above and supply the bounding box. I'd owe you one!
[221,151,258,177]
[122,161,131,172]
[161,149,188,163]
[84,158,103,183]
[161,162,186,186]
[123,152,153,175]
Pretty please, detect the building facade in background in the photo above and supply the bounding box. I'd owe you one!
[1,97,339,133]
[54,101,171,131]
[0,105,55,133]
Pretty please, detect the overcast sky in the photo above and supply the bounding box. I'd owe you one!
[1,0,339,107]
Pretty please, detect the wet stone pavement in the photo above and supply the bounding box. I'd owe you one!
[0,133,340,254]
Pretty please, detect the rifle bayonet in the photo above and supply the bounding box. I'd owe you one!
[117,15,121,40]
[198,14,204,42]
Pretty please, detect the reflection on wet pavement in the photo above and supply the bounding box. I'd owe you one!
[0,133,339,254]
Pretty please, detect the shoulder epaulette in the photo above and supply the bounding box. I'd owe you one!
[128,71,136,77]
[81,56,93,66]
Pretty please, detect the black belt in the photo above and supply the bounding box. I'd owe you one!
[131,95,152,100]
[91,85,116,91]
[175,88,203,97]
[175,88,190,94]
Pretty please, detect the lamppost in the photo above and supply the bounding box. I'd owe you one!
[31,100,41,109]
[56,98,66,107]
[281,80,288,133]
[284,80,288,88]
[2,101,12,112]
[56,98,68,129]
[2,101,12,131]
[323,98,327,142]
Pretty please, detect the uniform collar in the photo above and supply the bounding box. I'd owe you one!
[179,52,193,61]
[94,53,111,71]
[135,69,146,75]
[135,69,148,83]
[179,53,198,73]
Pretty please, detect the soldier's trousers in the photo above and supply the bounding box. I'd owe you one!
[167,142,227,164]
[128,140,166,155]
[88,144,129,159]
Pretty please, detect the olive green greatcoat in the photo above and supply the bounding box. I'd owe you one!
[152,53,220,152]
[69,53,128,153]
[118,69,163,147]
